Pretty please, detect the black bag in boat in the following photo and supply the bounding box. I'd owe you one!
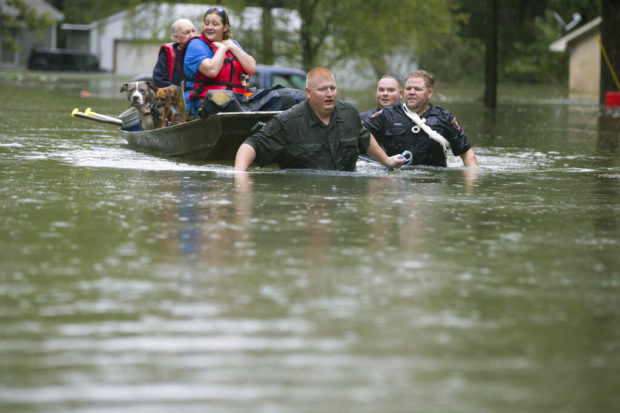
[197,85,306,118]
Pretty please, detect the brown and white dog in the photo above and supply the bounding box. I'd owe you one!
[154,85,186,127]
[120,81,161,130]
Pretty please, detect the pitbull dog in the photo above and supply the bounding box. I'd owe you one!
[154,85,186,127]
[120,81,161,130]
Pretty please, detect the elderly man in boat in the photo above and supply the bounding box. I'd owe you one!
[234,67,406,171]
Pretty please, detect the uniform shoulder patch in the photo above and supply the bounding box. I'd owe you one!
[450,116,463,133]
[370,109,383,119]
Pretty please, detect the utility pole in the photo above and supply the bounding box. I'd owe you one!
[599,0,620,105]
[484,0,498,108]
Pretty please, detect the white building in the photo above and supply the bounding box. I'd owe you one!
[549,17,602,98]
[84,3,206,75]
[77,2,300,76]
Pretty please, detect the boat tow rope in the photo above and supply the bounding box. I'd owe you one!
[251,121,265,132]
[359,150,413,171]
[399,150,413,167]
[402,104,450,158]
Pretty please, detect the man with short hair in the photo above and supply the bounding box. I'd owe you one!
[360,74,403,122]
[152,18,197,87]
[234,67,406,171]
[363,70,478,167]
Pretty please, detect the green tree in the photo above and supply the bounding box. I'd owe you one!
[236,0,462,74]
[226,0,294,65]
[329,0,463,78]
[48,0,143,24]
[1,0,56,52]
[232,0,461,74]
[452,0,600,83]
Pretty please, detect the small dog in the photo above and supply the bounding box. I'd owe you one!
[120,81,161,130]
[240,73,250,90]
[154,85,186,127]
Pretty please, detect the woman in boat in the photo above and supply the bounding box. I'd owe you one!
[180,6,256,116]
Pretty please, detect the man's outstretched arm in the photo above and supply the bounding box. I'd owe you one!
[367,135,406,169]
[234,143,257,171]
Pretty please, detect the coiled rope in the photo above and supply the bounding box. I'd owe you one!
[402,104,450,158]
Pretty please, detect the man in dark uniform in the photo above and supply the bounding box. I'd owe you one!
[363,70,478,167]
[360,74,403,122]
[152,18,196,87]
[234,67,406,171]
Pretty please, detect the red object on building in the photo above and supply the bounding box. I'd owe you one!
[606,91,620,107]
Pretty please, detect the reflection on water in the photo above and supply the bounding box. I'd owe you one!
[1,82,619,412]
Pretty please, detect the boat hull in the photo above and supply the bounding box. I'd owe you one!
[119,111,279,161]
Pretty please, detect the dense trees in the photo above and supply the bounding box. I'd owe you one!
[3,0,616,88]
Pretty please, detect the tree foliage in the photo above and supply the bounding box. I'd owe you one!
[21,0,614,86]
[1,0,56,51]
[48,0,143,24]
[330,0,464,79]
[451,0,600,83]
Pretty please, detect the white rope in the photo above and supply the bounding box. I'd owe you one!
[402,103,450,157]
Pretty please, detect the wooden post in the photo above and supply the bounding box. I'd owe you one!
[484,0,498,108]
[261,0,274,65]
[600,0,620,105]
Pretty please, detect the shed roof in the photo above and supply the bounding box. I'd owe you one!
[549,16,601,52]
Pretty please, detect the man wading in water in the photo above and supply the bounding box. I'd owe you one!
[234,67,406,171]
[363,70,478,168]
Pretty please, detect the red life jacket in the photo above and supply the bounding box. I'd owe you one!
[179,34,246,101]
[159,43,176,81]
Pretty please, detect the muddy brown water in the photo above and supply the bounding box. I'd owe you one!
[1,78,619,412]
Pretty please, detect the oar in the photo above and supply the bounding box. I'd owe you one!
[71,108,123,126]
[85,108,125,124]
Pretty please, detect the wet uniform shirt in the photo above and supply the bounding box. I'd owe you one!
[360,107,380,123]
[363,102,471,167]
[244,100,370,171]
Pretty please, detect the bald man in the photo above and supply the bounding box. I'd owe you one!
[152,18,197,87]
[234,67,405,171]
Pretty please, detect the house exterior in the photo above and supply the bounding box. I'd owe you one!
[58,4,199,75]
[0,0,64,67]
[69,2,301,76]
[82,3,207,75]
[550,17,602,98]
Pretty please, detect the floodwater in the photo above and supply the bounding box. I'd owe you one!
[1,77,619,413]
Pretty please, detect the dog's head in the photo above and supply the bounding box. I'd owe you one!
[120,81,157,107]
[155,86,179,108]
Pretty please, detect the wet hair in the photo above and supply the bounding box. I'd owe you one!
[379,74,401,88]
[306,67,335,89]
[204,7,231,40]
[405,70,434,89]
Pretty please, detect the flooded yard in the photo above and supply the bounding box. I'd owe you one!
[0,74,619,412]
